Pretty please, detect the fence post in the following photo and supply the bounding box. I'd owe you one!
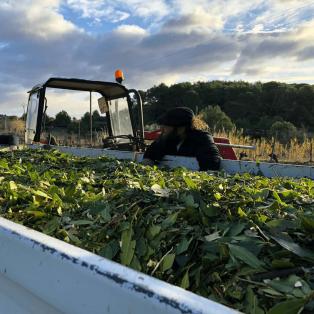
[269,138,276,162]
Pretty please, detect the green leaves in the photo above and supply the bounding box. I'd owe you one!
[245,288,264,314]
[9,181,17,191]
[1,149,314,314]
[301,216,314,233]
[161,253,175,272]
[42,216,60,235]
[228,244,265,269]
[269,233,314,262]
[100,207,111,222]
[183,176,198,189]
[176,238,192,255]
[180,271,190,289]
[0,159,9,169]
[71,220,93,225]
[161,212,178,229]
[147,225,161,238]
[151,184,170,197]
[32,189,52,199]
[205,231,220,242]
[26,210,46,218]
[268,298,305,314]
[99,240,119,260]
[120,228,136,266]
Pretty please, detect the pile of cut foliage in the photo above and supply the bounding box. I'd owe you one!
[0,149,313,313]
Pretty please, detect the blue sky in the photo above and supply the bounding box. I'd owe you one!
[59,0,314,34]
[1,0,314,116]
[61,1,161,32]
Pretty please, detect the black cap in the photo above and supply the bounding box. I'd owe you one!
[158,107,194,127]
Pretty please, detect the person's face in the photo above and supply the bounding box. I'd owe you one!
[161,125,175,136]
[161,125,186,140]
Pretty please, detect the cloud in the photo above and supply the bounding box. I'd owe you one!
[251,24,264,33]
[139,37,238,74]
[64,0,130,23]
[0,0,78,40]
[232,16,314,75]
[161,9,224,34]
[298,46,314,60]
[119,0,169,19]
[294,19,314,40]
[249,0,314,33]
[1,0,314,117]
[0,82,29,116]
[114,24,147,36]
[233,34,300,74]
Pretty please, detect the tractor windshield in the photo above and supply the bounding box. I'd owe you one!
[108,97,133,142]
[25,91,40,144]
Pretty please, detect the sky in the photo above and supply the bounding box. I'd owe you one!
[1,0,314,117]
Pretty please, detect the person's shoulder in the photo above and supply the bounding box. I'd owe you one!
[190,129,210,136]
[189,129,214,142]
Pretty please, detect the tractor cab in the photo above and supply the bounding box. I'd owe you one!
[25,75,145,151]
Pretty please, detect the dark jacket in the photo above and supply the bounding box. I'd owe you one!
[143,129,221,171]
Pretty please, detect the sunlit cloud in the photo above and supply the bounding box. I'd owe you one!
[1,0,314,115]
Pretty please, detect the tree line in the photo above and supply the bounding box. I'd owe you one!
[141,80,314,138]
[41,110,107,135]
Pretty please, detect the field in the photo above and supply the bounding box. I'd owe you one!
[0,149,313,313]
[3,115,314,164]
[48,127,314,164]
[214,129,314,164]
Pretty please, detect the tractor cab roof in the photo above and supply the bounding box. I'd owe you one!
[29,77,128,100]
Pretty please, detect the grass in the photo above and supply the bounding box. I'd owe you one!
[8,117,314,164]
[214,129,314,164]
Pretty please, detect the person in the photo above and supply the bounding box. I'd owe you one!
[142,107,221,171]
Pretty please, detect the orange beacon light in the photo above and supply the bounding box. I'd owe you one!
[115,69,124,84]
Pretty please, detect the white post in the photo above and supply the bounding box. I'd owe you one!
[78,120,81,147]
[4,115,7,132]
[90,92,92,146]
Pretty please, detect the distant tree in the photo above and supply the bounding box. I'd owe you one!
[92,110,106,131]
[200,105,235,132]
[67,119,79,134]
[80,112,91,134]
[54,110,71,128]
[256,116,283,131]
[235,118,251,130]
[270,121,297,144]
[43,114,55,129]
[144,83,169,123]
[92,110,100,120]
[184,89,201,113]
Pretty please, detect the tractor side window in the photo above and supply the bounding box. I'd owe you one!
[108,97,133,142]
